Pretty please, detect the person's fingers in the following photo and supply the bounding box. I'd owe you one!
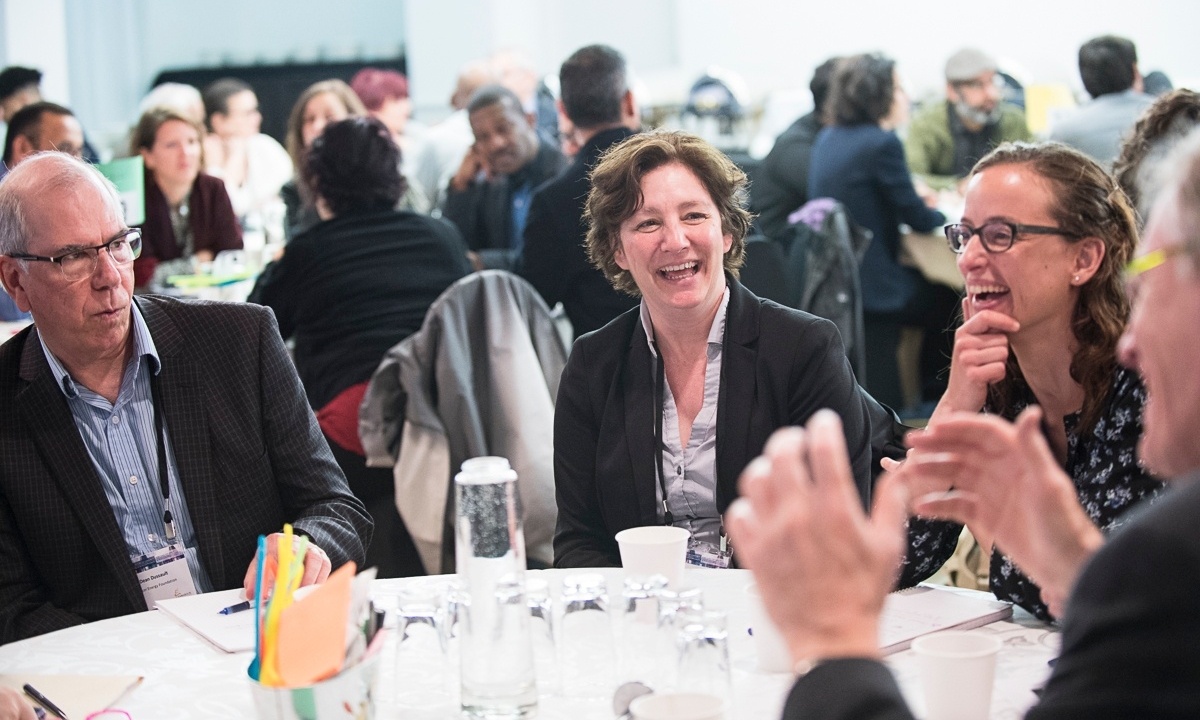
[870,473,911,542]
[806,410,862,512]
[300,544,332,586]
[880,456,903,473]
[243,558,257,599]
[911,490,981,524]
[961,296,972,323]
[762,427,813,502]
[962,309,1021,335]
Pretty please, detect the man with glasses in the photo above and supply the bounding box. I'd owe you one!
[905,48,1032,193]
[0,152,372,643]
[729,128,1200,717]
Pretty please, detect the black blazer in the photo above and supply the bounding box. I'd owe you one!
[518,126,639,336]
[553,278,875,568]
[781,473,1200,719]
[0,297,372,643]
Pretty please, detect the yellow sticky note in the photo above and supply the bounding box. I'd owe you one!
[276,561,357,687]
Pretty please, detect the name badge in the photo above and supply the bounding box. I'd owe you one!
[133,545,197,607]
[685,536,733,569]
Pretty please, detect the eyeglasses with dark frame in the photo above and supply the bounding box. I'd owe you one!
[5,228,142,281]
[944,221,1078,254]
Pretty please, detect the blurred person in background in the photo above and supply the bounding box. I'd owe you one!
[350,67,429,213]
[281,79,367,241]
[751,56,840,242]
[251,117,470,577]
[0,65,99,163]
[809,53,953,415]
[131,108,241,290]
[201,78,292,234]
[906,48,1032,194]
[443,84,565,271]
[1050,35,1153,168]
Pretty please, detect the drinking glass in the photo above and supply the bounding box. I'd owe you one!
[559,573,616,698]
[675,609,731,701]
[617,574,670,688]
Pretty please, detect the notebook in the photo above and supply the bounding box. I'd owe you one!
[157,588,255,653]
[0,674,143,718]
[879,584,1013,654]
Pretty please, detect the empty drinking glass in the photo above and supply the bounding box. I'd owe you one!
[526,578,559,696]
[618,574,670,688]
[675,609,732,701]
[559,573,616,698]
[391,585,456,714]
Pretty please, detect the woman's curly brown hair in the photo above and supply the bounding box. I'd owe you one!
[1113,88,1200,226]
[584,130,752,297]
[973,142,1138,434]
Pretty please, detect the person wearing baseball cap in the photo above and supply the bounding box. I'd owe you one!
[905,48,1032,192]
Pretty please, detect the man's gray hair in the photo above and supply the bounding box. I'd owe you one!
[0,152,125,256]
[1152,127,1200,266]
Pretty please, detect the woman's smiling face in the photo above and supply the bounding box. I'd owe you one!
[614,161,732,320]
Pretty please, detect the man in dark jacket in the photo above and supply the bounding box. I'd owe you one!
[750,57,839,242]
[518,44,639,338]
[443,85,565,271]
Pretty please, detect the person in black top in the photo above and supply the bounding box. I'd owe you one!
[252,117,470,577]
[750,57,839,242]
[518,44,640,338]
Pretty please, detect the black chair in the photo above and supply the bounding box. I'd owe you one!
[739,234,792,306]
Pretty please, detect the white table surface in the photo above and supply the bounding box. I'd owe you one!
[0,568,1055,719]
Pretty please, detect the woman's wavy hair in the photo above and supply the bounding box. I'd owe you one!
[973,141,1137,433]
[584,130,752,297]
[1113,88,1200,226]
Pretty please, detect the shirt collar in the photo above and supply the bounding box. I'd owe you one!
[640,285,731,358]
[40,302,161,398]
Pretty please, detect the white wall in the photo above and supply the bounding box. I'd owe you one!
[3,0,1195,155]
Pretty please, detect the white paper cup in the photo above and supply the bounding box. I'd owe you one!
[615,526,690,588]
[248,654,380,720]
[744,583,791,673]
[629,692,727,720]
[912,631,1002,720]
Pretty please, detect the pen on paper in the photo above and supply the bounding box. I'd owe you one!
[219,600,253,615]
[23,683,68,719]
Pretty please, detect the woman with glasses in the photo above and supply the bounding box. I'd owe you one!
[900,141,1164,619]
[131,107,242,290]
[250,117,470,578]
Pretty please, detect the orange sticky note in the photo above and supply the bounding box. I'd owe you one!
[276,561,357,687]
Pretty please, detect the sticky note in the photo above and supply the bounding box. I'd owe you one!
[276,561,357,687]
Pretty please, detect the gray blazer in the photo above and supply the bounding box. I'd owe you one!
[0,296,371,643]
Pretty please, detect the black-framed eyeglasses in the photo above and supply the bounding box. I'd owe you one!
[944,222,1078,254]
[6,228,142,281]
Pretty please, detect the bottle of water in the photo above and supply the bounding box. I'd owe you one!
[455,457,538,718]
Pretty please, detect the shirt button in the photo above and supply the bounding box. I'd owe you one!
[147,533,157,543]
[129,475,138,485]
[676,466,683,475]
[111,416,120,425]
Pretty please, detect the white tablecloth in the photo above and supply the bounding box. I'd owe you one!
[0,568,1055,719]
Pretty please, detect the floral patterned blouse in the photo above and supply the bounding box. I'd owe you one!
[899,365,1164,620]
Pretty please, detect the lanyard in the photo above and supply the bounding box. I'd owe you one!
[653,346,674,526]
[147,373,177,542]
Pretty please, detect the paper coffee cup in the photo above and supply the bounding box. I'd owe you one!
[912,631,1002,720]
[744,583,791,672]
[615,526,690,588]
[629,692,727,720]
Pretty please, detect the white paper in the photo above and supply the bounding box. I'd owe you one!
[879,584,1013,654]
[157,588,256,653]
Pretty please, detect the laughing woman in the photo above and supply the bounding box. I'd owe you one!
[901,142,1164,619]
[552,130,881,568]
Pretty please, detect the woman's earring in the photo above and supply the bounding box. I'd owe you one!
[1072,274,1080,284]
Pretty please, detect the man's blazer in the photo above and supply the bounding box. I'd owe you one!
[0,296,371,643]
[781,474,1200,719]
[553,278,875,567]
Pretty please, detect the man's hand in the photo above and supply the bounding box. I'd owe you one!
[449,145,487,193]
[242,532,332,600]
[0,688,36,720]
[901,407,1103,616]
[727,411,910,665]
[929,299,1020,425]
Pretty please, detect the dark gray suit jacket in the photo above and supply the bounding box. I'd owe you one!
[553,277,875,568]
[0,296,372,644]
[782,473,1200,719]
